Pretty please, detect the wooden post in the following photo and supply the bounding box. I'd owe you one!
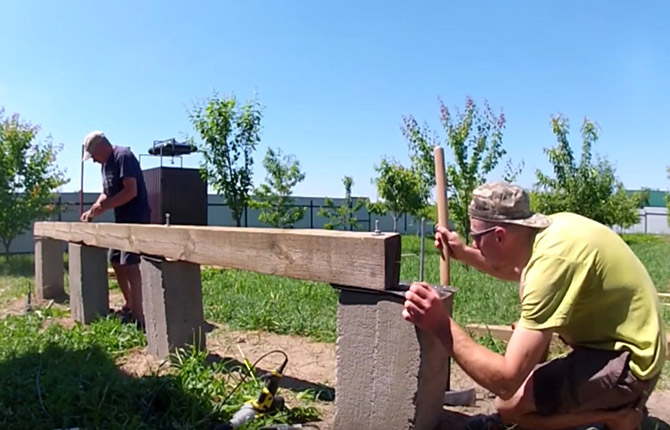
[433,146,450,284]
[434,146,452,391]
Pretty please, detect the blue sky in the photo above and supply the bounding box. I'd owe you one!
[1,1,669,199]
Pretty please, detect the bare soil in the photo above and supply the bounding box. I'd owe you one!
[5,295,670,429]
[199,326,670,430]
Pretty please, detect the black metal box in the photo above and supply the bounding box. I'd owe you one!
[142,167,207,226]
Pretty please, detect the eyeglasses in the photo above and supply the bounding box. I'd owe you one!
[469,226,498,241]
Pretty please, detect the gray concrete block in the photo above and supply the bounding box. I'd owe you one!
[68,243,109,324]
[140,257,205,359]
[335,288,452,430]
[34,238,65,301]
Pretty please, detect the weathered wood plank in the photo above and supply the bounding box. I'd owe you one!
[34,222,401,291]
[466,324,670,360]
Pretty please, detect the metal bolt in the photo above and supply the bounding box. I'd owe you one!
[165,213,171,226]
[372,219,383,236]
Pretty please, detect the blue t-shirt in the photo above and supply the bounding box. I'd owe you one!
[102,146,151,223]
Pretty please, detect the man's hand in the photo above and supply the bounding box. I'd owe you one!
[80,202,104,222]
[434,225,467,261]
[80,210,92,222]
[402,282,452,349]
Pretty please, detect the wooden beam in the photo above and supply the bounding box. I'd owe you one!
[467,324,670,360]
[34,222,401,291]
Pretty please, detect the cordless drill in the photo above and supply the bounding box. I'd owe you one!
[214,356,289,430]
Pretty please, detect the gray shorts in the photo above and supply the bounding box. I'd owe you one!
[109,249,140,266]
[533,346,658,415]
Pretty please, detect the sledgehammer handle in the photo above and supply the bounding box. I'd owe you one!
[433,146,450,286]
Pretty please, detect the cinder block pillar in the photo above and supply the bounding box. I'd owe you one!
[68,243,109,324]
[34,238,65,301]
[335,288,453,430]
[140,257,205,359]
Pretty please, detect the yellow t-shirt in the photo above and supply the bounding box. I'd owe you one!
[519,212,666,380]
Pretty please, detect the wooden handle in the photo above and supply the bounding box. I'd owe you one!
[434,146,450,286]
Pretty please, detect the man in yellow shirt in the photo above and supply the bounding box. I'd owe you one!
[403,181,665,430]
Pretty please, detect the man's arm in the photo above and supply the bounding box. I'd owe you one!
[81,193,108,221]
[98,177,137,212]
[403,281,553,399]
[447,319,552,399]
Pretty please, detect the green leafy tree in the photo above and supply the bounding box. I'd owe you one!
[402,96,515,240]
[372,158,426,232]
[318,176,365,231]
[666,167,670,226]
[631,187,651,209]
[533,115,639,229]
[249,147,306,228]
[189,93,262,227]
[0,109,68,259]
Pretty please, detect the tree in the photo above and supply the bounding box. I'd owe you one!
[189,93,262,227]
[0,109,67,259]
[402,96,515,240]
[318,176,365,231]
[631,187,651,209]
[666,167,670,226]
[249,147,306,228]
[372,158,426,232]
[533,115,639,229]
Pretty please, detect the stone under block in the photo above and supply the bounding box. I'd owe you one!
[35,237,65,301]
[68,243,109,324]
[140,257,205,359]
[335,288,453,430]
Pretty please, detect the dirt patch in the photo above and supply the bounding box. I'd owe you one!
[0,297,28,318]
[116,347,168,378]
[204,327,670,429]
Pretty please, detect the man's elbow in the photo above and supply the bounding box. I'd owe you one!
[491,371,524,400]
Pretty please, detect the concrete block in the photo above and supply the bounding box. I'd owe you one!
[34,238,65,301]
[335,288,452,430]
[68,243,109,324]
[140,257,205,359]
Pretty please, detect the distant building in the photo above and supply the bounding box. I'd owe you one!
[620,189,669,235]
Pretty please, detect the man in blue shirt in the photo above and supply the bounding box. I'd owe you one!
[80,131,151,326]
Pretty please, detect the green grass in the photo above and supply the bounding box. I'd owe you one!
[202,269,338,343]
[624,234,670,293]
[0,308,319,429]
[0,254,34,307]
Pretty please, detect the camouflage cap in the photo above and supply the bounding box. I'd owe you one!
[468,181,551,229]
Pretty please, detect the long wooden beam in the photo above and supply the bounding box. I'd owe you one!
[34,222,401,291]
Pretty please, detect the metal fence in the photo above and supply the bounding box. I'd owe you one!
[3,192,427,255]
[4,192,668,255]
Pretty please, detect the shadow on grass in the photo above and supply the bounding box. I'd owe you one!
[0,343,222,430]
[206,353,335,402]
